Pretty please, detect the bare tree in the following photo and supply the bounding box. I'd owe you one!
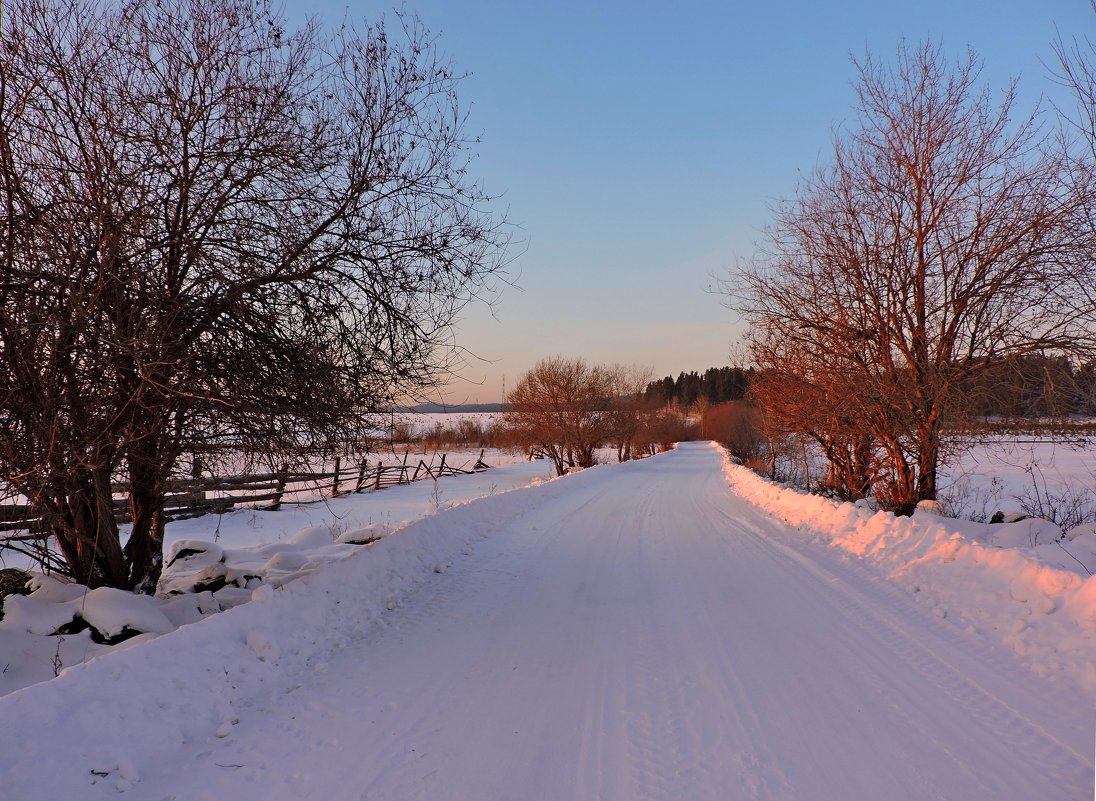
[504,358,617,476]
[730,41,1083,513]
[699,401,764,465]
[640,405,697,454]
[603,364,654,463]
[745,337,881,497]
[0,0,507,590]
[1052,3,1096,329]
[1053,3,1096,161]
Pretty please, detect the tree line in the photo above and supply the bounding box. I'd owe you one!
[724,33,1096,514]
[962,356,1096,419]
[643,367,753,406]
[648,357,1096,420]
[649,356,1096,419]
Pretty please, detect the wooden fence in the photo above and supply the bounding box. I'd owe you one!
[0,450,493,536]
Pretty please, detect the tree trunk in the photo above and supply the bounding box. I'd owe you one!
[889,453,918,516]
[125,479,167,595]
[915,427,940,504]
[123,423,178,594]
[39,467,128,589]
[850,438,876,499]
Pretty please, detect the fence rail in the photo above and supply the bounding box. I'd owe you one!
[0,450,493,536]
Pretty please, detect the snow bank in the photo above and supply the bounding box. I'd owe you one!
[0,457,554,698]
[714,443,1096,694]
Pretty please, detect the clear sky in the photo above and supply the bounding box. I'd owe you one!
[292,0,1092,404]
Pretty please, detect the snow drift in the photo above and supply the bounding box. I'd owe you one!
[715,442,1096,694]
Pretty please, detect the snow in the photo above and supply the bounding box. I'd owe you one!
[0,455,554,697]
[1,583,174,641]
[1068,522,1096,541]
[0,442,1091,800]
[395,410,503,428]
[718,441,1096,694]
[941,435,1096,521]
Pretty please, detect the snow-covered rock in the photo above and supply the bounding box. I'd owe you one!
[0,585,174,643]
[1065,522,1096,542]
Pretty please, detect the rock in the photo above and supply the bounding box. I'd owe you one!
[990,510,1028,524]
[914,500,944,517]
[164,540,225,569]
[52,615,91,636]
[88,625,146,646]
[0,568,33,619]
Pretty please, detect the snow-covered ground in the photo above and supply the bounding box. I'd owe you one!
[941,436,1096,525]
[722,443,1096,693]
[395,410,503,429]
[0,442,1091,800]
[774,434,1096,530]
[161,447,531,552]
[0,453,552,697]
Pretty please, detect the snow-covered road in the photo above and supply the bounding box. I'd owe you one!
[3,443,1093,799]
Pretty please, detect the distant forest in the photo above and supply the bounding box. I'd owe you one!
[644,367,753,406]
[644,357,1096,418]
[962,355,1096,418]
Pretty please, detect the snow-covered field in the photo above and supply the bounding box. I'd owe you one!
[395,411,503,429]
[0,442,1092,800]
[942,436,1096,527]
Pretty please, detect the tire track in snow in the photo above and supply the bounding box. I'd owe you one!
[355,472,634,801]
[619,484,707,801]
[617,463,800,801]
[711,497,1093,799]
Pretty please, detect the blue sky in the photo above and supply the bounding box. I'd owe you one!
[293,0,1092,403]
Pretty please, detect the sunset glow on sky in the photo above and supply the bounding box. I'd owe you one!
[292,0,1092,404]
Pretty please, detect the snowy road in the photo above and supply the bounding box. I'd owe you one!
[4,443,1094,799]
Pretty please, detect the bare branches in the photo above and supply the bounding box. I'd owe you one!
[503,359,655,475]
[504,358,614,476]
[1051,4,1096,331]
[728,40,1086,513]
[0,0,508,590]
[1052,3,1096,161]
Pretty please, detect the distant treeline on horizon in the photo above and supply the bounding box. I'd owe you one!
[398,402,506,414]
[643,367,753,406]
[645,356,1096,418]
[401,355,1096,418]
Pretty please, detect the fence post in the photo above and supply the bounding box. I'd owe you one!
[374,464,382,490]
[438,453,447,476]
[331,455,341,497]
[355,458,368,492]
[271,464,288,510]
[190,456,205,505]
